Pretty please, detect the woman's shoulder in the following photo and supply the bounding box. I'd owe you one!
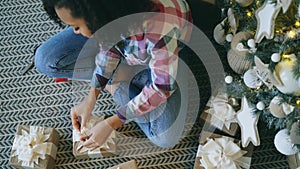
[152,0,191,14]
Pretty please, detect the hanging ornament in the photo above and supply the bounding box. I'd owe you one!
[256,101,265,110]
[227,49,252,74]
[247,39,255,48]
[290,122,300,144]
[271,53,281,62]
[243,69,263,88]
[254,0,281,43]
[236,0,254,7]
[228,8,238,34]
[226,33,233,42]
[254,56,282,89]
[231,32,252,57]
[274,129,299,155]
[236,97,260,147]
[247,39,257,53]
[274,54,300,95]
[278,0,293,13]
[269,96,295,118]
[225,75,233,84]
[213,18,227,45]
[298,3,300,17]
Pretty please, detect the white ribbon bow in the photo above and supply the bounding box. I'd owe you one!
[11,126,57,168]
[206,94,237,130]
[73,116,115,158]
[197,137,251,169]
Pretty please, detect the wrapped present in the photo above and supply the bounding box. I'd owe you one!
[9,125,60,169]
[194,132,253,169]
[107,160,138,169]
[200,93,239,136]
[73,116,116,159]
[287,153,300,169]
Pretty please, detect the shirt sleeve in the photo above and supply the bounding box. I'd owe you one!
[90,44,121,90]
[116,29,179,124]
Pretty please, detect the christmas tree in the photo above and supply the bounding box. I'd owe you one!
[213,0,300,155]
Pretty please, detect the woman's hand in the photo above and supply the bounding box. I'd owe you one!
[80,115,123,150]
[71,88,100,132]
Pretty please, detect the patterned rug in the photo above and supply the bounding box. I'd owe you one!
[0,0,290,168]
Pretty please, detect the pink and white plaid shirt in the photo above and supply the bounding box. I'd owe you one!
[91,0,192,123]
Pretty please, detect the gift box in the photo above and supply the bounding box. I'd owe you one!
[194,131,253,169]
[287,153,300,169]
[73,116,116,159]
[107,160,138,169]
[9,125,60,169]
[200,94,239,136]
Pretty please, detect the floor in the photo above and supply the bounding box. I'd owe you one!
[0,0,290,168]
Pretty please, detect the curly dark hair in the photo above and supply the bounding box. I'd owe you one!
[42,0,155,34]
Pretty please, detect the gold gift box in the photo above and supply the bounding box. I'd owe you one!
[9,125,60,169]
[200,94,239,136]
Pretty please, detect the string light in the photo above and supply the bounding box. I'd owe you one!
[275,29,283,34]
[282,54,290,59]
[295,21,300,28]
[296,100,300,105]
[282,54,295,63]
[246,10,252,17]
[287,30,297,38]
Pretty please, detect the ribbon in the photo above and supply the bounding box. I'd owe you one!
[206,94,237,130]
[197,137,251,169]
[11,126,57,168]
[73,116,115,158]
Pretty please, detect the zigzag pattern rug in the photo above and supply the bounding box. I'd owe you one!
[0,0,290,168]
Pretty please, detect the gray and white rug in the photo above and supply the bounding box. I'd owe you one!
[0,0,290,168]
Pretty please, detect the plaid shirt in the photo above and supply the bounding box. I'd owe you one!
[91,0,192,124]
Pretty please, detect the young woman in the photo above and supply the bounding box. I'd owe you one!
[38,0,192,149]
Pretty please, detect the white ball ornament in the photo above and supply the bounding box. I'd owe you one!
[256,101,265,110]
[274,54,300,96]
[271,53,281,62]
[226,34,233,42]
[225,76,233,84]
[274,129,298,155]
[247,39,255,48]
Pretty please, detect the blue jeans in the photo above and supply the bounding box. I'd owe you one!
[114,69,185,148]
[34,27,98,80]
[35,28,186,148]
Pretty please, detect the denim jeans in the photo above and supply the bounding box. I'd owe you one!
[35,28,185,148]
[34,27,98,80]
[114,69,186,148]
